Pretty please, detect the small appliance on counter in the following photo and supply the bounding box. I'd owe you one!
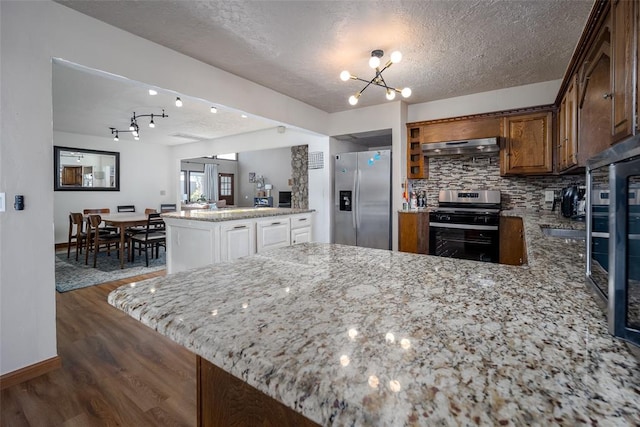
[254,197,273,207]
[561,185,586,220]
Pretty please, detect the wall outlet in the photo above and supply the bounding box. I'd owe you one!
[544,190,555,202]
[160,190,166,196]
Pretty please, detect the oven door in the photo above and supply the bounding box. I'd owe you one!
[429,222,499,263]
[608,156,640,346]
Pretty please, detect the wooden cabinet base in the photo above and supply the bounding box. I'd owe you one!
[398,212,429,254]
[197,356,320,427]
[499,217,527,266]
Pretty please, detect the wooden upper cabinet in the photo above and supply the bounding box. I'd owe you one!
[558,74,579,172]
[578,21,612,165]
[407,126,428,179]
[501,111,553,175]
[610,0,636,142]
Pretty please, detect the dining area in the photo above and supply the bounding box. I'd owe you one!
[66,205,173,270]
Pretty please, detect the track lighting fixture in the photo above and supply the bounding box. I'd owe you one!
[109,109,168,141]
[340,49,411,106]
[175,97,183,107]
[210,106,217,114]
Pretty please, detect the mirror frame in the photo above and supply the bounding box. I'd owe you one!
[54,146,120,191]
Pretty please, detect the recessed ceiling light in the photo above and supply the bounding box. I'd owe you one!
[148,89,158,96]
[210,106,217,114]
[241,114,248,118]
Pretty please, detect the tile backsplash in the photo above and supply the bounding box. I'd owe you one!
[410,154,585,210]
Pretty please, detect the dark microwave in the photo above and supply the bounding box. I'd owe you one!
[586,135,640,349]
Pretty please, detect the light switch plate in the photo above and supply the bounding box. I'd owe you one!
[545,190,555,202]
[0,192,5,212]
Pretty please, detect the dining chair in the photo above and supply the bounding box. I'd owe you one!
[129,213,166,267]
[85,214,123,268]
[117,205,136,212]
[160,203,177,213]
[83,208,118,232]
[67,212,87,261]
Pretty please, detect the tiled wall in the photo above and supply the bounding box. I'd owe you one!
[410,154,585,210]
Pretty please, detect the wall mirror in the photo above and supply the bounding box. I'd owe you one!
[54,146,120,191]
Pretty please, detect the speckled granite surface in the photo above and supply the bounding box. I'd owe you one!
[109,212,640,426]
[161,207,313,222]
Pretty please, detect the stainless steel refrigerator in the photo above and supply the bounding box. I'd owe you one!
[333,150,391,250]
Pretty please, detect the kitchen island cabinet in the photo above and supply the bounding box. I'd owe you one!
[162,208,313,273]
[110,212,638,426]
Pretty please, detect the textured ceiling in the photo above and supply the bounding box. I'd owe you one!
[56,0,594,114]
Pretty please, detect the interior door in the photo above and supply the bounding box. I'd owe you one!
[218,173,234,206]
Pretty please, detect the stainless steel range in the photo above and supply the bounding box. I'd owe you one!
[429,190,501,263]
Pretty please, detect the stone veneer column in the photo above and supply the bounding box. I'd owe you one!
[290,145,308,209]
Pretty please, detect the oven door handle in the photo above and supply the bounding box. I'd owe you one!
[429,222,498,231]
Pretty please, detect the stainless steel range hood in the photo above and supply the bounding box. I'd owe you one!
[422,137,500,156]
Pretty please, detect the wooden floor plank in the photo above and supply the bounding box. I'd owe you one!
[0,270,196,427]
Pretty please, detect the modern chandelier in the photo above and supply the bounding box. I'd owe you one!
[109,110,168,141]
[340,49,412,106]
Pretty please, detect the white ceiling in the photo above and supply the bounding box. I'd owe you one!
[52,0,594,144]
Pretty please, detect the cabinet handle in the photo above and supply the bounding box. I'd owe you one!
[271,222,281,225]
[233,225,247,229]
[297,218,307,221]
[603,93,613,100]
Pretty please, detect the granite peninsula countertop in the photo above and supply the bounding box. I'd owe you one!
[161,207,313,222]
[109,211,640,426]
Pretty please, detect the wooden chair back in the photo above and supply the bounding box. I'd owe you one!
[83,208,110,214]
[85,214,121,267]
[144,208,157,215]
[117,205,136,213]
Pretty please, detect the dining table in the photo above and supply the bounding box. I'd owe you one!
[99,213,150,269]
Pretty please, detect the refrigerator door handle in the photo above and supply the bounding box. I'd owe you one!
[355,169,362,230]
[351,168,358,230]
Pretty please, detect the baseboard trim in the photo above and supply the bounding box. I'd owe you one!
[55,243,68,251]
[0,356,62,390]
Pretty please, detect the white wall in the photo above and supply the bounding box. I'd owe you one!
[407,80,562,122]
[237,147,292,207]
[0,0,329,376]
[53,132,174,243]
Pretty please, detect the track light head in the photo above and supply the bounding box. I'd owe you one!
[175,97,183,107]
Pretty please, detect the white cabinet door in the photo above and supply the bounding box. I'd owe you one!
[220,220,256,262]
[256,218,291,253]
[165,219,220,274]
[291,227,311,245]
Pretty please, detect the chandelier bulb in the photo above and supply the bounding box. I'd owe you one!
[369,56,380,69]
[401,87,412,98]
[134,135,140,141]
[348,94,359,106]
[390,51,403,64]
[340,70,352,82]
[386,90,396,101]
[175,97,183,107]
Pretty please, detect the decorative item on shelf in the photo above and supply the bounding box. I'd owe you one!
[340,49,411,106]
[109,109,168,141]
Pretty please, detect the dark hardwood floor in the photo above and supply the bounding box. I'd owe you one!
[1,270,197,427]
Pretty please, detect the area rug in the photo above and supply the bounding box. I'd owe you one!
[55,249,165,292]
